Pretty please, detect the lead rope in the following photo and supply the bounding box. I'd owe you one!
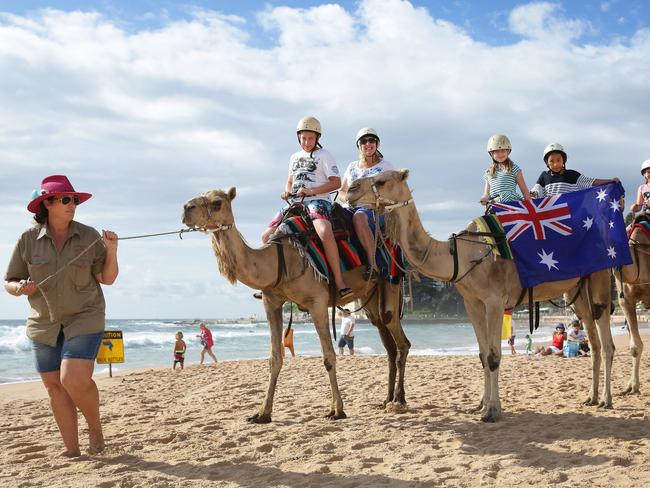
[18,227,200,322]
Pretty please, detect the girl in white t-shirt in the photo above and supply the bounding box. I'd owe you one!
[260,116,351,297]
[339,128,393,270]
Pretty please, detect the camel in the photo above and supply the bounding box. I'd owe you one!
[614,222,650,394]
[181,187,410,423]
[347,169,616,422]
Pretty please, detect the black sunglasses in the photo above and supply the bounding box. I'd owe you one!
[359,137,378,145]
[49,195,80,205]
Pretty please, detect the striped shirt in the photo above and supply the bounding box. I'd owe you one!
[531,169,595,197]
[483,162,522,203]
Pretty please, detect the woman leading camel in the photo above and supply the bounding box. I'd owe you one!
[339,128,394,270]
[4,175,119,457]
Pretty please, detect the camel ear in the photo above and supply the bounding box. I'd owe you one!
[399,169,410,181]
[227,187,237,201]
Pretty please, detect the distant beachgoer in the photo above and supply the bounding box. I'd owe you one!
[197,323,218,364]
[507,334,516,355]
[567,320,590,356]
[534,323,566,356]
[338,309,355,356]
[173,331,186,370]
[525,334,533,357]
[3,175,119,457]
[281,327,295,358]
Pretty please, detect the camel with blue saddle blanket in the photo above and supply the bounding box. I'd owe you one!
[614,215,650,395]
[182,187,410,424]
[348,169,616,423]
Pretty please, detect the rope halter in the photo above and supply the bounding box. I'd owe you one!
[369,177,414,213]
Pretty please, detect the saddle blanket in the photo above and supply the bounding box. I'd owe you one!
[472,214,514,260]
[277,216,404,284]
[628,219,650,239]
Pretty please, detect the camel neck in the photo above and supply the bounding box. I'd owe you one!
[210,226,280,289]
[392,203,456,281]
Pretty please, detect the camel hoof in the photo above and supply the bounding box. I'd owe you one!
[480,406,501,423]
[621,386,641,396]
[582,397,598,406]
[384,401,408,414]
[247,413,272,424]
[597,401,613,409]
[324,410,347,420]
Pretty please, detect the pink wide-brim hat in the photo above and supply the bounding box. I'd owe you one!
[27,175,92,213]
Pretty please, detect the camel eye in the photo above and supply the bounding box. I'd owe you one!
[210,201,222,211]
[375,181,385,187]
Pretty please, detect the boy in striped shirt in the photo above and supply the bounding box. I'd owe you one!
[530,143,618,197]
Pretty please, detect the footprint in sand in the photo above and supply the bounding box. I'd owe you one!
[15,445,47,454]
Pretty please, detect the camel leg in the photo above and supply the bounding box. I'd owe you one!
[619,284,643,395]
[481,298,504,422]
[381,282,410,409]
[462,295,490,415]
[364,292,397,407]
[312,304,346,420]
[248,299,284,424]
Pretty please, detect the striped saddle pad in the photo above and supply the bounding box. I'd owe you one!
[277,215,404,284]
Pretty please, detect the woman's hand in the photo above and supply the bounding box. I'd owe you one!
[13,280,38,296]
[102,230,118,254]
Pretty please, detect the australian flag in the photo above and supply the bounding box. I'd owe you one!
[491,182,632,289]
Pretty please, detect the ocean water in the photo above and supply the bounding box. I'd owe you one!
[0,318,635,384]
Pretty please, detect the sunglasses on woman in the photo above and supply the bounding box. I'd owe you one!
[359,137,378,145]
[49,195,80,205]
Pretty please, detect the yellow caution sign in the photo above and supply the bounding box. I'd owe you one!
[96,330,124,364]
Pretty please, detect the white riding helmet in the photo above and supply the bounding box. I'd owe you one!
[543,143,567,163]
[356,127,380,147]
[487,134,511,153]
[296,116,321,135]
[641,159,650,174]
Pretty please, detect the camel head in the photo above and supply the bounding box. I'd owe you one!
[347,169,412,210]
[182,187,237,231]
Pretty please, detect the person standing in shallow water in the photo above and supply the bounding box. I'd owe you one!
[197,322,218,364]
[4,175,119,457]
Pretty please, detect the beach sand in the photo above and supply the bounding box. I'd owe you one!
[1,334,649,487]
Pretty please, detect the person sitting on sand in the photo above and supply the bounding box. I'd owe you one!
[197,323,218,364]
[173,331,186,370]
[534,323,566,356]
[567,319,590,356]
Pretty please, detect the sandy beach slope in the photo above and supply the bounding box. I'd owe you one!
[1,334,649,487]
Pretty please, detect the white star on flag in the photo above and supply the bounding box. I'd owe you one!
[596,188,608,202]
[609,199,621,212]
[609,220,614,228]
[607,246,617,258]
[583,216,593,230]
[538,248,559,270]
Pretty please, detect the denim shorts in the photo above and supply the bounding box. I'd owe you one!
[338,335,354,349]
[32,329,104,373]
[353,207,385,232]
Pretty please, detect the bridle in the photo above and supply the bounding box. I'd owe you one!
[195,196,233,232]
[368,178,414,213]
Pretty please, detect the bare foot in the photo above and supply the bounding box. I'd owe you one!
[88,430,105,454]
[60,449,82,458]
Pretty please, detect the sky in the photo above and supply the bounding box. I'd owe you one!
[1,0,649,319]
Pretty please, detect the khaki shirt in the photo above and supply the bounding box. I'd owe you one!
[4,221,107,346]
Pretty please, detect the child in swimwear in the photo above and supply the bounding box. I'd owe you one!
[173,331,186,370]
[525,334,533,357]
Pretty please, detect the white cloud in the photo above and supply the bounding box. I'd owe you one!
[0,0,648,318]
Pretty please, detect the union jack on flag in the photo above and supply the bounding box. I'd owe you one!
[491,196,572,242]
[490,182,632,288]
